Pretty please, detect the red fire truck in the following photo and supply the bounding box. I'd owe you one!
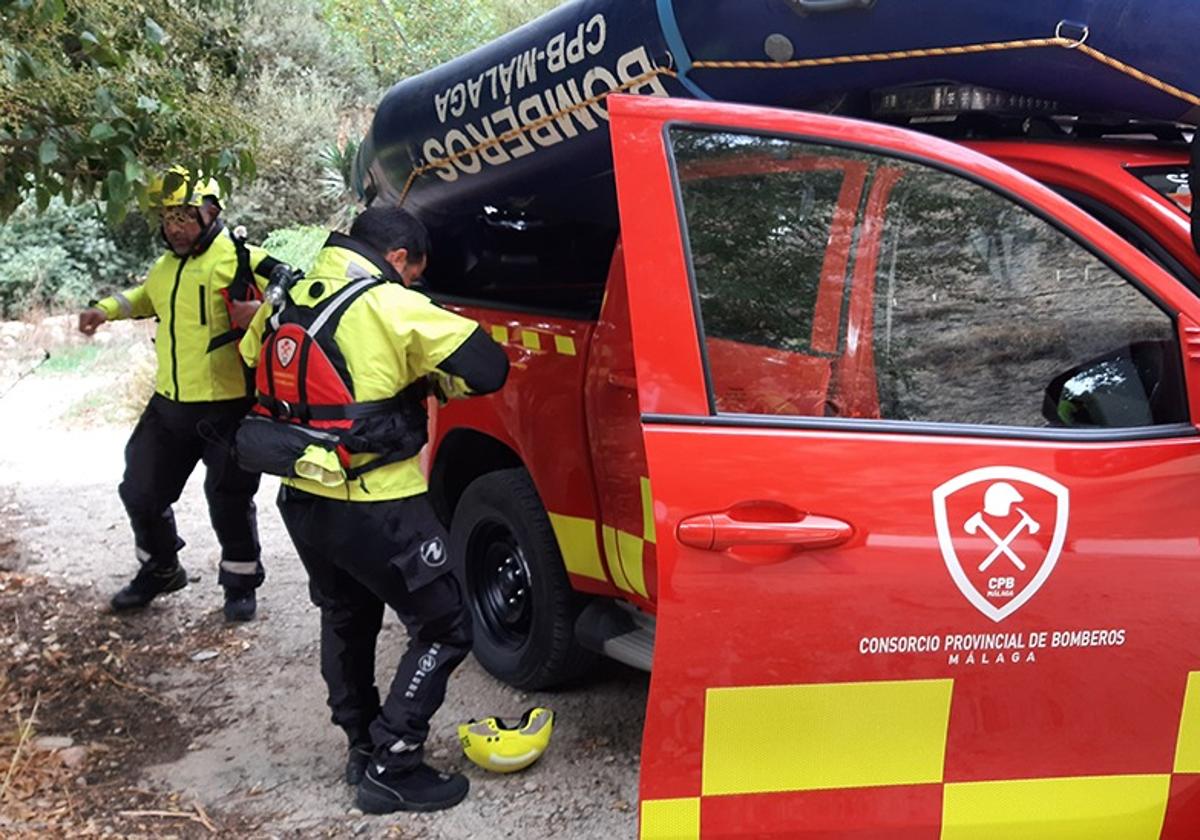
[415,92,1200,837]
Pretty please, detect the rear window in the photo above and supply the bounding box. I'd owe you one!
[422,211,616,319]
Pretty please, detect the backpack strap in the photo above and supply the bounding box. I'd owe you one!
[343,447,417,481]
[207,231,264,353]
[256,392,410,422]
[260,276,387,417]
[307,277,383,340]
[230,230,255,299]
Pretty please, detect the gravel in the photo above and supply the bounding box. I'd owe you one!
[0,316,649,837]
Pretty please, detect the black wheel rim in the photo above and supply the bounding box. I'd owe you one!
[466,518,533,649]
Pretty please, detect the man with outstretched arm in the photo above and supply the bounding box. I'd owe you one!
[79,168,283,621]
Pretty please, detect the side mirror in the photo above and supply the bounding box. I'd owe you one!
[1042,339,1183,428]
[1043,356,1151,427]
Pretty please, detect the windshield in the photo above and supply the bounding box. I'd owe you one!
[1129,165,1192,214]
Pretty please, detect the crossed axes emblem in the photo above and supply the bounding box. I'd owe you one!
[963,482,1041,572]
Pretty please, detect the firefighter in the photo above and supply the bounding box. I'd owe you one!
[78,167,285,621]
[238,206,509,813]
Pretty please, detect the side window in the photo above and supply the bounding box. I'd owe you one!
[672,131,865,416]
[423,213,616,318]
[671,128,1187,429]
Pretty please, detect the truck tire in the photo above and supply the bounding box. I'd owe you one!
[451,468,598,690]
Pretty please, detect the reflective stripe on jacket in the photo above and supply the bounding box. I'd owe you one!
[239,235,481,502]
[95,224,272,402]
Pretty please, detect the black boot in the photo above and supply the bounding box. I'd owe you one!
[356,761,469,814]
[345,743,372,786]
[111,562,188,611]
[223,587,257,622]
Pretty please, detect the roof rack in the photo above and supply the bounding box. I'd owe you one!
[869,83,1192,143]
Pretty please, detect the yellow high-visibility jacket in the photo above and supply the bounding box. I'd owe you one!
[95,224,273,402]
[239,234,479,502]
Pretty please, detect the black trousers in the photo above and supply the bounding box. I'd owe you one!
[118,393,263,590]
[277,486,472,769]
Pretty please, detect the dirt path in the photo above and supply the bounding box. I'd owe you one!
[0,316,647,838]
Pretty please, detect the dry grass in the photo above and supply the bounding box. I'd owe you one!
[60,344,156,429]
[0,570,260,838]
[0,312,156,428]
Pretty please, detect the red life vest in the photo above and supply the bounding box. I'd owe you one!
[241,277,428,481]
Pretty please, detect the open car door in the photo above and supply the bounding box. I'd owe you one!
[609,94,1200,839]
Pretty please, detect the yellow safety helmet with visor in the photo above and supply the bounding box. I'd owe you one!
[149,165,222,209]
[458,707,554,773]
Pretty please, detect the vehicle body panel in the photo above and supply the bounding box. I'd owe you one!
[609,94,1200,838]
[428,306,622,596]
[970,140,1199,291]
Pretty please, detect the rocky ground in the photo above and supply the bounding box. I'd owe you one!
[0,315,648,838]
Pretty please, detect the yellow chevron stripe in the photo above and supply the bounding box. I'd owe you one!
[641,476,656,544]
[602,524,633,593]
[617,529,648,598]
[640,797,700,840]
[489,325,578,357]
[940,775,1170,839]
[703,679,953,795]
[547,513,606,582]
[520,329,542,350]
[1173,671,1200,772]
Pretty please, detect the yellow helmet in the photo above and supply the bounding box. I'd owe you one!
[458,707,553,774]
[149,165,221,208]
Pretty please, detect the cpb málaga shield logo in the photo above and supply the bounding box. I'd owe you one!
[932,466,1069,622]
[275,336,298,368]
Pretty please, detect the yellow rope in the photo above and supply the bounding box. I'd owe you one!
[1075,43,1200,109]
[692,37,1066,70]
[691,36,1200,110]
[401,33,1200,205]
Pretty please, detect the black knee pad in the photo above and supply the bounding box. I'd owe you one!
[118,480,160,520]
[417,607,473,655]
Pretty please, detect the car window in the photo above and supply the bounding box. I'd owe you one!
[422,212,616,319]
[671,132,867,415]
[1054,186,1200,300]
[1129,165,1192,215]
[671,128,1187,430]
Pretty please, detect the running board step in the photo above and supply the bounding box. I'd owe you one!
[575,599,656,672]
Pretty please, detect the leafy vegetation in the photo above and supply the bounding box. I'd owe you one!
[261,225,329,273]
[0,0,568,317]
[323,0,563,83]
[219,0,377,237]
[0,0,256,224]
[0,198,156,317]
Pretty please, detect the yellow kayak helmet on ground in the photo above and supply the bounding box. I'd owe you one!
[458,707,554,773]
[149,165,221,208]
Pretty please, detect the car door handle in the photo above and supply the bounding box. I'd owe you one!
[606,370,638,390]
[677,510,854,551]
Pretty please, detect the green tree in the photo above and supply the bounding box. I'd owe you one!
[0,198,156,317]
[219,0,376,236]
[323,0,565,86]
[0,0,257,223]
[0,0,570,318]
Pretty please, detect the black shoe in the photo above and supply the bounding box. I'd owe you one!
[356,761,469,814]
[111,562,188,611]
[223,587,257,622]
[345,744,372,786]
